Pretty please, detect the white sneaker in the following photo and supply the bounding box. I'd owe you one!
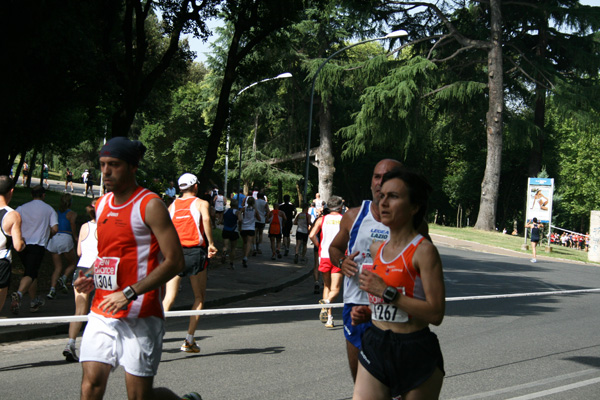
[325,316,334,328]
[530,258,537,263]
[63,343,79,362]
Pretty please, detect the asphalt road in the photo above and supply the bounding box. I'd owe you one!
[1,245,599,399]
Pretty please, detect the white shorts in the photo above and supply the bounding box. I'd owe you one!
[80,313,165,377]
[46,233,74,254]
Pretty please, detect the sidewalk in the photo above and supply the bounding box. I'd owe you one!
[0,235,314,343]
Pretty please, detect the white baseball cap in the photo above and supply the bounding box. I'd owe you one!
[178,173,198,189]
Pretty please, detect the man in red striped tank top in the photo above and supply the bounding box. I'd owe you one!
[73,137,200,400]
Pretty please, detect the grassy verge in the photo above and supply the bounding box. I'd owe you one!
[428,225,597,264]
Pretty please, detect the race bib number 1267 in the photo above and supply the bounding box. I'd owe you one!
[93,257,120,291]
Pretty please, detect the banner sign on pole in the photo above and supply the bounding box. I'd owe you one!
[525,178,554,224]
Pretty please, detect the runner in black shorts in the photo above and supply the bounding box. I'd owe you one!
[352,167,445,399]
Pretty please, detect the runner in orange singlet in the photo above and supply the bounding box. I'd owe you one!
[73,137,200,400]
[163,172,217,354]
[352,167,445,400]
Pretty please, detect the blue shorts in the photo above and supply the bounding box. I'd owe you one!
[343,303,372,350]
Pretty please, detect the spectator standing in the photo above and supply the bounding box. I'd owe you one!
[11,185,58,314]
[46,193,78,299]
[0,176,25,312]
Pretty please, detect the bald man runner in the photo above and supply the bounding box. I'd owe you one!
[329,159,430,381]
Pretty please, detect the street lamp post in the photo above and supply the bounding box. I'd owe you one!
[224,72,293,200]
[302,30,408,202]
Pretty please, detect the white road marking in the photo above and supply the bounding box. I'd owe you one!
[450,369,599,399]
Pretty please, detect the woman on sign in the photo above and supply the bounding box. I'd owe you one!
[352,167,445,400]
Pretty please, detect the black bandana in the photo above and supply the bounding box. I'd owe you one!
[99,137,146,166]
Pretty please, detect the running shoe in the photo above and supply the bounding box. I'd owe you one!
[318,300,328,323]
[30,297,45,313]
[314,282,320,294]
[58,276,69,294]
[242,259,248,268]
[180,339,201,353]
[46,288,56,299]
[63,343,79,362]
[294,254,299,264]
[10,292,20,315]
[181,392,203,400]
[271,254,276,260]
[325,316,335,329]
[530,258,537,263]
[277,251,282,259]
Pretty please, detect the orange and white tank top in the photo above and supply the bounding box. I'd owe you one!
[318,213,342,259]
[366,234,425,323]
[92,187,164,319]
[269,209,282,234]
[170,197,205,248]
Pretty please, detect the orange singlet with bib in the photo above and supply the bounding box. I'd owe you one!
[92,187,164,319]
[367,234,425,323]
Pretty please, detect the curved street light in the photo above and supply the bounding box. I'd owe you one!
[224,72,293,200]
[302,30,408,202]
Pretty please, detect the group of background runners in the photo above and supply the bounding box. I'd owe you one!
[1,141,447,399]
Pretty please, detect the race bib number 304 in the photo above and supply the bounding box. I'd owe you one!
[369,287,408,323]
[93,257,120,291]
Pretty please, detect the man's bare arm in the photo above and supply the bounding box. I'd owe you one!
[132,198,184,295]
[329,208,361,277]
[198,199,218,258]
[5,212,25,252]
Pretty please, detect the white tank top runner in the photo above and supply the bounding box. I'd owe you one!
[241,206,256,231]
[0,206,14,260]
[319,214,342,259]
[77,221,99,268]
[344,200,390,304]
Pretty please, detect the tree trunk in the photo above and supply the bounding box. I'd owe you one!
[528,22,549,178]
[474,0,503,231]
[317,98,335,202]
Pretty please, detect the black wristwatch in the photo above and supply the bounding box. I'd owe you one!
[122,286,138,301]
[338,256,346,269]
[382,286,398,303]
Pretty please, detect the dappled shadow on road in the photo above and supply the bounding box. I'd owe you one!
[446,343,600,379]
[564,355,600,369]
[165,306,341,333]
[161,346,285,362]
[441,249,594,318]
[0,358,73,372]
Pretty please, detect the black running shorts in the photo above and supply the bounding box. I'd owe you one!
[359,325,445,398]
